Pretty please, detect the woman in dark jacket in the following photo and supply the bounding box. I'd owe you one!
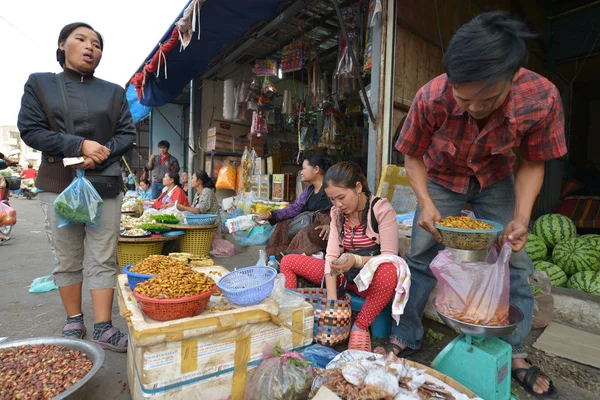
[17,22,136,352]
[257,154,333,257]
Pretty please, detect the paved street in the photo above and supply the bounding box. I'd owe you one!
[1,197,597,399]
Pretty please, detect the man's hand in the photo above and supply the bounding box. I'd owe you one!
[500,219,529,252]
[315,224,330,240]
[5,157,18,166]
[73,157,96,170]
[165,161,171,168]
[418,202,443,242]
[81,140,110,163]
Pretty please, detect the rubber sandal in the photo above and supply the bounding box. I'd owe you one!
[375,341,419,358]
[348,329,371,352]
[512,365,558,399]
[61,322,87,339]
[92,326,128,353]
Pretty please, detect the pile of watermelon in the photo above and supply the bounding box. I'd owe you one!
[525,214,600,296]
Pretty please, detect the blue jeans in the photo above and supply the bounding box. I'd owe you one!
[151,182,164,200]
[391,176,533,358]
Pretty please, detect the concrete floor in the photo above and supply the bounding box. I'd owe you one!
[1,197,597,399]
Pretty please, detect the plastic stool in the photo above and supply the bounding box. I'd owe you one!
[348,292,391,339]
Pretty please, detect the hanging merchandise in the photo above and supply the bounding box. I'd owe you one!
[223,79,235,121]
[363,0,382,72]
[282,90,293,115]
[253,59,278,76]
[311,58,321,106]
[246,79,261,111]
[335,5,361,79]
[281,40,306,73]
[250,111,268,137]
[237,148,253,193]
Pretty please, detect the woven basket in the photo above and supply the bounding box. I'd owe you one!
[117,242,164,268]
[132,285,217,321]
[179,227,216,256]
[217,266,277,306]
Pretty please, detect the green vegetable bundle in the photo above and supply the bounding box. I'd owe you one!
[54,170,103,228]
[150,214,180,224]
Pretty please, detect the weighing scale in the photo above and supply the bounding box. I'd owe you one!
[431,248,522,400]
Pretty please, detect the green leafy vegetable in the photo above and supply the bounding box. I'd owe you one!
[150,214,179,224]
[55,197,102,225]
[426,328,445,343]
[137,223,171,232]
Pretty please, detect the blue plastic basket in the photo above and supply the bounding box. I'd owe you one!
[185,214,218,226]
[217,266,277,306]
[122,264,154,290]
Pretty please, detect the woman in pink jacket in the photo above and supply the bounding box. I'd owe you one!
[280,162,399,352]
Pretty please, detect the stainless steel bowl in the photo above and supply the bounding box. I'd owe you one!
[449,248,489,262]
[0,337,105,399]
[433,300,524,337]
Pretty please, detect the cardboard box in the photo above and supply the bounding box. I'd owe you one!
[253,158,266,175]
[272,174,297,202]
[206,135,234,153]
[250,175,259,197]
[267,156,281,174]
[209,121,250,138]
[259,175,271,200]
[117,267,314,400]
[376,164,418,213]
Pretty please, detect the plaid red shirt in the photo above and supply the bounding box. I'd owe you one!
[396,68,567,194]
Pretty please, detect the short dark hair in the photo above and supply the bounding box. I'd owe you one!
[443,11,534,86]
[304,153,333,175]
[165,171,182,188]
[194,170,216,191]
[57,22,104,68]
[158,140,170,150]
[140,179,151,186]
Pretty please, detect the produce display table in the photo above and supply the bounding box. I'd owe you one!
[165,223,218,256]
[117,233,184,267]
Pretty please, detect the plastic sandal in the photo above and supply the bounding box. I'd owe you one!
[348,328,371,352]
[92,327,128,353]
[61,322,86,339]
[512,365,558,399]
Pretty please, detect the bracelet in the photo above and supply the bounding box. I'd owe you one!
[353,254,363,268]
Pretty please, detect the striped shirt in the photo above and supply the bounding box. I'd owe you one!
[343,220,376,251]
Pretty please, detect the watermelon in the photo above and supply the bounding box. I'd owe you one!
[525,234,548,262]
[532,214,577,248]
[552,238,600,276]
[534,261,568,287]
[567,271,600,296]
[581,234,600,248]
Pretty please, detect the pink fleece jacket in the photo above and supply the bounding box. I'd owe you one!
[324,195,399,274]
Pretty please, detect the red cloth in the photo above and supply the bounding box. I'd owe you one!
[280,255,397,330]
[153,186,190,209]
[555,196,600,230]
[396,68,567,194]
[21,169,37,179]
[160,154,169,165]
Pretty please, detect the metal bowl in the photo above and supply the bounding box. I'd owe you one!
[433,300,524,337]
[0,337,104,399]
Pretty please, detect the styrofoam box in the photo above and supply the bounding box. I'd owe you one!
[117,266,314,400]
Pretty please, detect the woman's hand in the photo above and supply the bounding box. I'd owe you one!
[257,211,271,221]
[176,203,186,211]
[325,274,338,301]
[315,224,330,240]
[330,254,355,275]
[73,157,96,170]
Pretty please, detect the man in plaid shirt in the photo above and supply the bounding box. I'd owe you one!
[380,12,565,397]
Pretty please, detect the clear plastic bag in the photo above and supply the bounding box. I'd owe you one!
[430,243,511,326]
[530,271,554,329]
[215,164,237,190]
[54,169,103,228]
[244,344,313,400]
[0,201,17,227]
[29,275,58,293]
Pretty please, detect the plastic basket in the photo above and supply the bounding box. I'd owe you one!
[122,264,154,290]
[179,226,216,256]
[434,219,504,250]
[117,242,164,267]
[185,214,218,226]
[217,266,277,306]
[132,285,217,321]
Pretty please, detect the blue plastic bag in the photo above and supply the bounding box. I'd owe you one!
[29,275,58,293]
[232,224,275,246]
[302,345,339,368]
[54,169,103,228]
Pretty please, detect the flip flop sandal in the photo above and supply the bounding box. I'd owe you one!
[348,329,372,352]
[61,322,87,339]
[380,341,419,358]
[92,327,128,353]
[512,365,558,399]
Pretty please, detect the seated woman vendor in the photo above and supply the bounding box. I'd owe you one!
[153,171,190,209]
[177,170,219,216]
[280,162,399,352]
[257,154,333,258]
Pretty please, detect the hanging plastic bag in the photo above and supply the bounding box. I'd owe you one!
[0,201,17,227]
[529,270,554,329]
[232,224,275,246]
[54,169,103,228]
[430,243,511,326]
[215,164,237,190]
[244,343,313,400]
[29,275,59,293]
